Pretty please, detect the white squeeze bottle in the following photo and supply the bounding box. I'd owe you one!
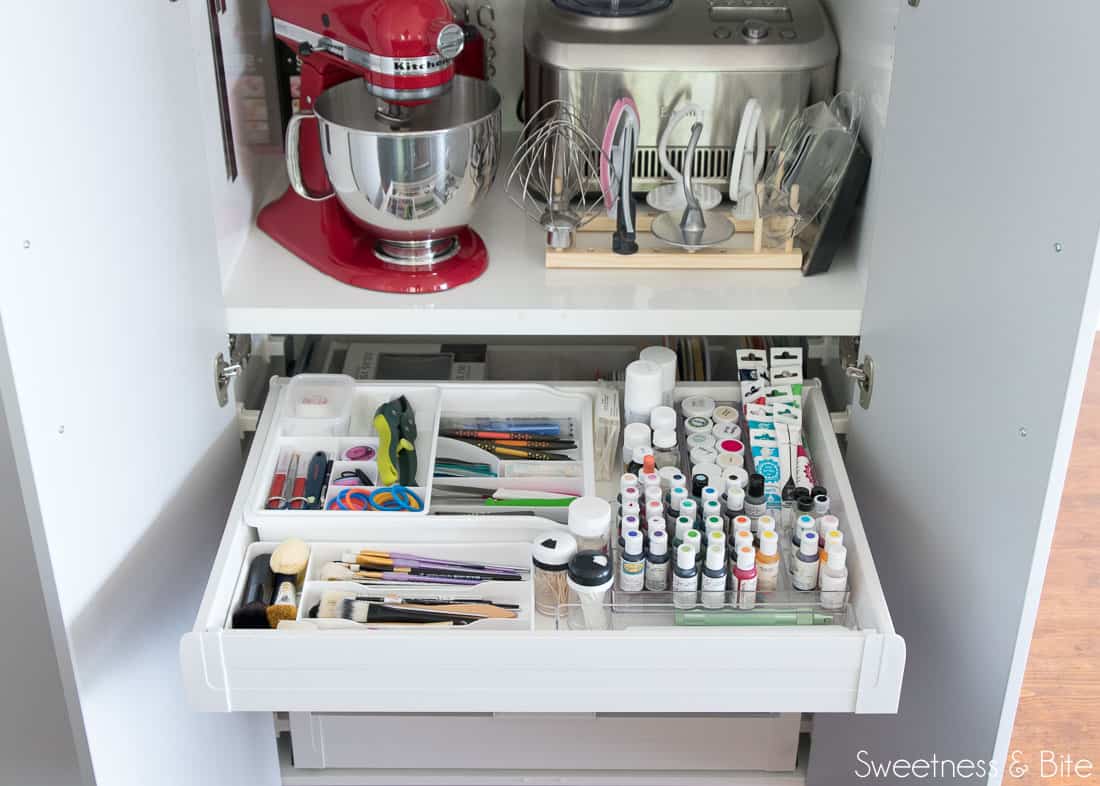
[701,532,729,609]
[672,544,699,609]
[819,545,849,611]
[756,529,781,592]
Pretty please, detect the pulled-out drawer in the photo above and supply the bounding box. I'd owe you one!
[180,381,904,715]
[288,712,801,771]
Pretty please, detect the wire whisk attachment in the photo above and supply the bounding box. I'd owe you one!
[506,100,607,250]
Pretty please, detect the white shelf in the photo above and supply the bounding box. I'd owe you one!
[221,141,866,338]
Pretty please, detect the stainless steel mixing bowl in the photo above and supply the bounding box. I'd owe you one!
[287,76,502,266]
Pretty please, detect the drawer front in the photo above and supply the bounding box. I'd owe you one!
[181,381,904,716]
[288,712,800,771]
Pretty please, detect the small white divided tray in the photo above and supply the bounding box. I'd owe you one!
[229,541,534,632]
[246,379,595,540]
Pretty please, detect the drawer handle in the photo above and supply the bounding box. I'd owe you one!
[286,112,335,203]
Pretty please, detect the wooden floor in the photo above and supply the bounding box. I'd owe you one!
[1009,339,1100,783]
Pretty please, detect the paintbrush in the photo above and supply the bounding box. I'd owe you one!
[315,590,517,620]
[449,436,578,450]
[469,443,573,461]
[353,551,528,575]
[337,560,525,583]
[322,567,484,586]
[266,538,311,627]
[341,598,479,625]
[232,554,274,629]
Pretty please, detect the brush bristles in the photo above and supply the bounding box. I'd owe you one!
[266,603,297,628]
[232,602,271,630]
[321,563,359,581]
[342,599,372,624]
[318,590,353,619]
[270,538,311,581]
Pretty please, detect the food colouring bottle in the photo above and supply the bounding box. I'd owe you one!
[645,529,670,591]
[701,532,729,609]
[672,544,699,610]
[733,546,758,610]
[792,531,820,591]
[756,530,781,592]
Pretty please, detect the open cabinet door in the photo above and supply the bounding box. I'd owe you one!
[1,1,279,785]
[808,2,1100,784]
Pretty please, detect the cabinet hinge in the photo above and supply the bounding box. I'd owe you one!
[845,355,875,410]
[214,334,253,408]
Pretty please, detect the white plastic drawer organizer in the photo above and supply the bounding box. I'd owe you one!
[181,379,904,715]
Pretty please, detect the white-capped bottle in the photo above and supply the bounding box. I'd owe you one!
[724,486,746,530]
[756,514,776,545]
[619,530,646,592]
[653,428,680,470]
[731,515,753,540]
[645,529,670,591]
[622,423,651,474]
[672,544,699,609]
[824,528,844,553]
[701,532,729,609]
[733,528,754,553]
[790,514,816,575]
[704,515,725,540]
[818,514,840,542]
[620,501,640,529]
[619,485,640,519]
[619,473,639,496]
[684,529,703,566]
[819,544,849,610]
[733,545,758,610]
[792,531,820,591]
[650,404,677,434]
[645,498,664,525]
[667,486,688,527]
[701,486,721,507]
[673,516,693,549]
[756,529,781,592]
[702,499,723,523]
[647,517,667,537]
[679,498,699,525]
[658,466,682,492]
[619,514,640,549]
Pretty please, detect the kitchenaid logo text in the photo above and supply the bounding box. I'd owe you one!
[854,749,1095,780]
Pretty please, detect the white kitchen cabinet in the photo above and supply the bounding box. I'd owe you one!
[4,2,1100,786]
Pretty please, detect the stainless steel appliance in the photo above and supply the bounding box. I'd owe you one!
[524,0,839,191]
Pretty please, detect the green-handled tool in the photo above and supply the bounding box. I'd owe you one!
[432,486,576,509]
[675,609,837,627]
[374,396,417,486]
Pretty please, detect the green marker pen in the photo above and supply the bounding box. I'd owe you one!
[674,609,835,627]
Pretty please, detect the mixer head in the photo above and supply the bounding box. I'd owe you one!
[270,0,465,103]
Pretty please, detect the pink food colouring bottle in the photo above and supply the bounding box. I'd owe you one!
[733,545,758,610]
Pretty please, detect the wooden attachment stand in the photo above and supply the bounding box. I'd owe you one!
[546,203,802,271]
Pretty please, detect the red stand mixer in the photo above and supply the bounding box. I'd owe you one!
[259,0,502,294]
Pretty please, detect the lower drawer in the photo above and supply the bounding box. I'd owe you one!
[288,713,800,771]
[180,382,904,715]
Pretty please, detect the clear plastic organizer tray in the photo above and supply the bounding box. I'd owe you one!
[557,589,854,631]
[246,379,596,540]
